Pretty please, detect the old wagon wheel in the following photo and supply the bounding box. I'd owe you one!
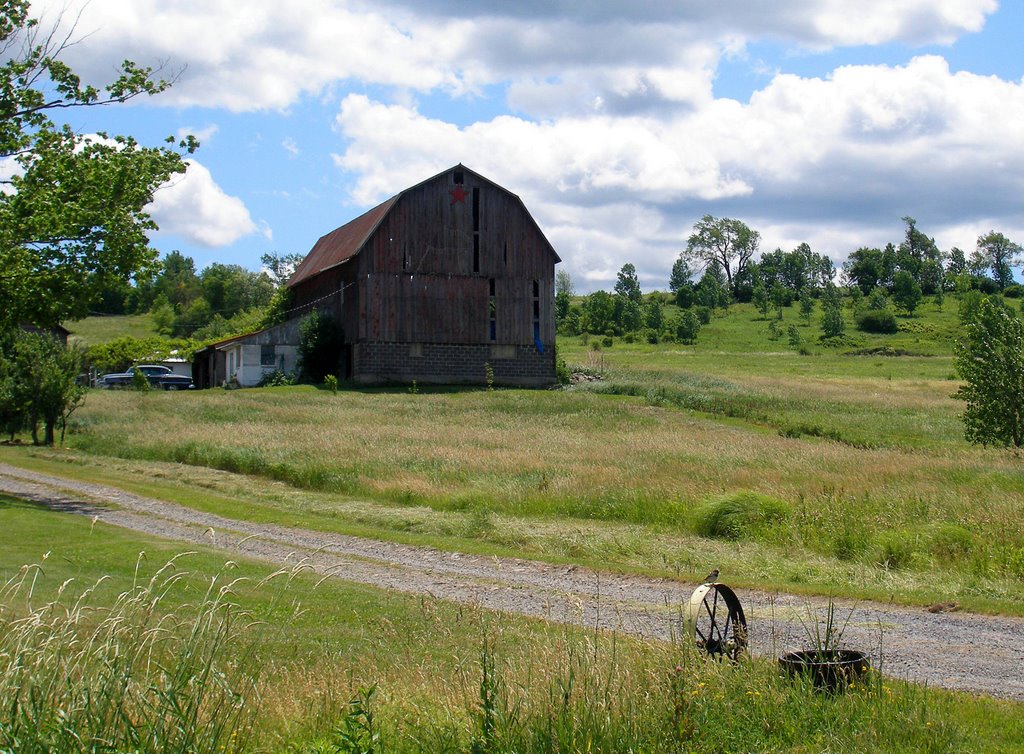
[685,583,748,661]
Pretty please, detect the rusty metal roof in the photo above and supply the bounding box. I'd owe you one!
[286,194,399,288]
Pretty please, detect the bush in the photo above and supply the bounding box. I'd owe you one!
[876,529,919,570]
[674,285,694,309]
[866,287,889,311]
[298,310,345,383]
[257,369,296,387]
[856,309,898,334]
[675,310,701,344]
[694,306,712,325]
[927,523,976,564]
[555,353,571,385]
[692,491,792,541]
[1003,284,1023,299]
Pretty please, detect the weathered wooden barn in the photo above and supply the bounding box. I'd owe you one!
[286,164,560,385]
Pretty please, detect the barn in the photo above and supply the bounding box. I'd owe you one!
[285,164,560,386]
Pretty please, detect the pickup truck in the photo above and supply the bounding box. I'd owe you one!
[98,364,195,390]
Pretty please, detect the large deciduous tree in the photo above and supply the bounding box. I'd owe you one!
[975,231,1022,291]
[682,215,759,297]
[0,0,194,332]
[955,298,1024,448]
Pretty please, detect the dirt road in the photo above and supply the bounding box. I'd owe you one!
[1,461,1021,700]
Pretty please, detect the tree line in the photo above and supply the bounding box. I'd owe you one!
[91,250,302,341]
[557,214,1022,345]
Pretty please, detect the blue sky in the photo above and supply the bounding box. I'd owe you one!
[35,0,1024,292]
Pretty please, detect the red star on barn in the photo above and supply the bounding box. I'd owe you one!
[450,185,469,204]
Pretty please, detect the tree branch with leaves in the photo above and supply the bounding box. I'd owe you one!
[0,0,195,332]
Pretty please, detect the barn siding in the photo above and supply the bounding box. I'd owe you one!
[358,168,555,350]
[294,165,557,385]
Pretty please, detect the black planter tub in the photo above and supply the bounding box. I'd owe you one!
[779,649,870,691]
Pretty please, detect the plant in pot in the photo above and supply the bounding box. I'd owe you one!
[779,598,870,692]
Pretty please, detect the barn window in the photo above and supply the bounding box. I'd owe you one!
[260,345,276,367]
[454,169,464,184]
[403,248,409,270]
[409,343,423,358]
[473,236,480,273]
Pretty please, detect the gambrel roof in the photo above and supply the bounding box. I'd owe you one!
[286,164,558,289]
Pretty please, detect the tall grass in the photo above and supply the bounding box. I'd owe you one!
[290,628,977,753]
[0,553,263,753]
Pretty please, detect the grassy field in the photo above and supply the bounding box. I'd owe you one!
[4,296,1022,614]
[64,312,157,346]
[5,296,1014,614]
[4,294,1024,749]
[3,498,1023,752]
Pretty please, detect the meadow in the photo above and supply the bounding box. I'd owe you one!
[16,297,1021,614]
[4,295,1024,750]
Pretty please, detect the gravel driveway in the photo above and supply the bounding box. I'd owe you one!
[1,461,1022,700]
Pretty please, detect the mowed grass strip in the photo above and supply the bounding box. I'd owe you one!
[2,497,1024,753]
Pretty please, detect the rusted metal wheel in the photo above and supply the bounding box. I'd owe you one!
[685,583,748,661]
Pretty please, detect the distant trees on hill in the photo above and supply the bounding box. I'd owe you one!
[90,251,303,340]
[554,214,1022,348]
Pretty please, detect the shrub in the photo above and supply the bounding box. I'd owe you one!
[876,529,919,570]
[787,324,803,350]
[131,366,150,392]
[675,310,701,344]
[258,368,296,387]
[866,287,889,311]
[554,347,571,385]
[856,309,898,334]
[694,306,712,325]
[955,298,1024,447]
[601,335,614,348]
[927,523,976,564]
[298,310,344,383]
[1003,284,1023,299]
[692,491,792,541]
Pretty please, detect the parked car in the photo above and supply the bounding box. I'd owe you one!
[98,364,194,390]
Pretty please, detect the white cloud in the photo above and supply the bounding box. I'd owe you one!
[25,0,1014,289]
[148,159,258,247]
[36,0,997,113]
[331,53,1024,289]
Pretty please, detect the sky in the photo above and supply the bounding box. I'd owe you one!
[30,0,1024,292]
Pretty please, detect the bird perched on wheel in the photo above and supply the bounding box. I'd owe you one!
[703,568,720,584]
